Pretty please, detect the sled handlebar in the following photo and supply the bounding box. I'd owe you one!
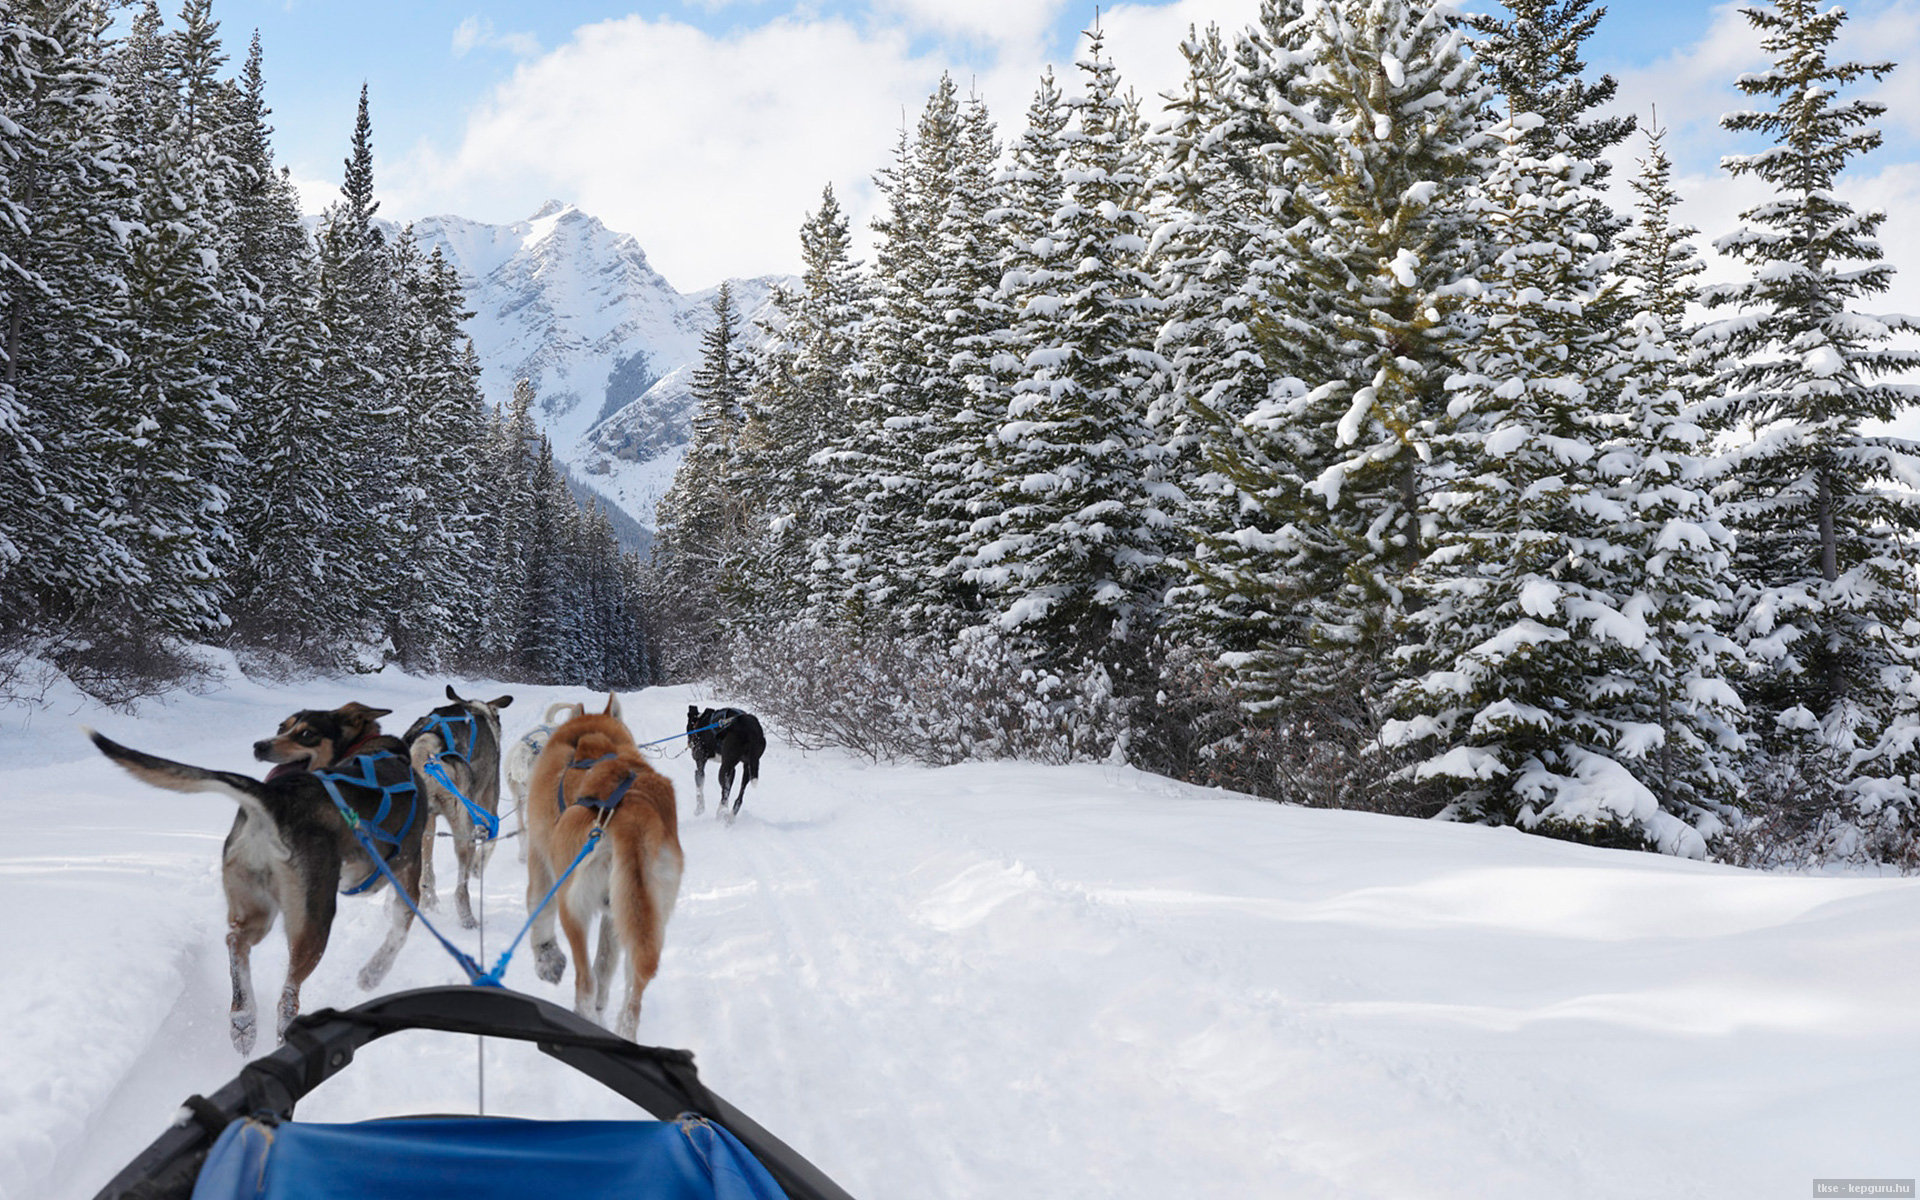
[92,985,856,1200]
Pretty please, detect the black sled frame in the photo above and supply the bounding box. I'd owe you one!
[93,985,854,1200]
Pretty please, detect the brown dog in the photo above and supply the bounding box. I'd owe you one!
[525,694,682,1038]
[89,701,425,1052]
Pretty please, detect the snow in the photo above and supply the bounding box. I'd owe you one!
[5,669,1920,1199]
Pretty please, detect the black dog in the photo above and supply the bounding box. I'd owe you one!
[687,705,766,823]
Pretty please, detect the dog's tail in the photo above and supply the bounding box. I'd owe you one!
[86,728,279,829]
[609,815,681,968]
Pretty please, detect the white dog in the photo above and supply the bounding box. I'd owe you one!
[505,697,621,859]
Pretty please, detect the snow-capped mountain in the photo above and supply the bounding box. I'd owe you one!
[409,201,786,530]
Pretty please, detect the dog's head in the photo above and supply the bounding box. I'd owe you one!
[687,706,720,755]
[254,702,392,772]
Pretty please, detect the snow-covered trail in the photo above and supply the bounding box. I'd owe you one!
[3,665,1918,1199]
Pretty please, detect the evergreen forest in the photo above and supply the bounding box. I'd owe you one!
[652,0,1920,867]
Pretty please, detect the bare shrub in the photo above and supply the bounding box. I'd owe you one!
[715,620,1128,766]
[1716,750,1919,872]
[1133,643,1445,817]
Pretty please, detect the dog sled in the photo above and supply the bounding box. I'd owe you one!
[94,985,855,1200]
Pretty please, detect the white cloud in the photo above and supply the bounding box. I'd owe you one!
[289,171,339,216]
[870,0,1073,50]
[392,16,957,288]
[451,15,541,60]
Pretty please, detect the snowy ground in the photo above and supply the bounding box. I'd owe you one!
[1,660,1916,1199]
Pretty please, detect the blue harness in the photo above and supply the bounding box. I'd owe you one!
[314,750,420,896]
[417,710,499,840]
[557,752,640,816]
[418,710,477,761]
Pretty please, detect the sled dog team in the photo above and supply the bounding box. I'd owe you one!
[87,691,767,1050]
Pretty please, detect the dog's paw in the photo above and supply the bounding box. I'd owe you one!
[694,799,705,816]
[230,1011,257,1056]
[275,990,300,1041]
[419,886,439,910]
[358,952,396,991]
[456,893,478,930]
[535,942,567,984]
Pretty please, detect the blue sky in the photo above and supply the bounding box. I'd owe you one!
[201,0,1920,297]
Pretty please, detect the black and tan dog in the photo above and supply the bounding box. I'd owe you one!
[87,702,426,1053]
[686,705,766,823]
[404,685,513,930]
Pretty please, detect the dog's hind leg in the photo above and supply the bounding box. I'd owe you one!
[591,911,619,1018]
[717,759,736,823]
[692,757,706,816]
[527,852,567,984]
[357,858,420,990]
[224,895,273,1055]
[418,807,440,911]
[450,808,479,930]
[277,888,336,1042]
[559,894,600,1023]
[221,835,278,1055]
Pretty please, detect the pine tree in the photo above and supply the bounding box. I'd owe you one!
[654,284,753,662]
[752,186,866,618]
[966,30,1169,657]
[1149,24,1290,657]
[98,0,236,643]
[1388,117,1695,848]
[825,75,992,623]
[1192,0,1493,714]
[1698,0,1920,838]
[0,0,142,635]
[954,69,1071,630]
[1591,121,1747,832]
[1467,0,1633,247]
[314,83,398,644]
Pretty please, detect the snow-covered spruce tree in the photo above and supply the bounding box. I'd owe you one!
[1698,0,1920,849]
[1387,116,1706,852]
[653,283,754,669]
[958,68,1071,617]
[821,75,999,626]
[965,30,1171,661]
[0,0,143,643]
[916,91,1007,630]
[97,0,236,647]
[1466,0,1633,249]
[1189,0,1492,718]
[385,234,485,670]
[475,380,538,671]
[314,84,398,645]
[1587,120,1747,835]
[746,186,867,620]
[1146,25,1279,579]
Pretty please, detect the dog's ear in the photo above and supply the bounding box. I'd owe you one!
[490,694,513,710]
[602,692,622,718]
[688,705,700,720]
[337,702,392,722]
[445,684,466,704]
